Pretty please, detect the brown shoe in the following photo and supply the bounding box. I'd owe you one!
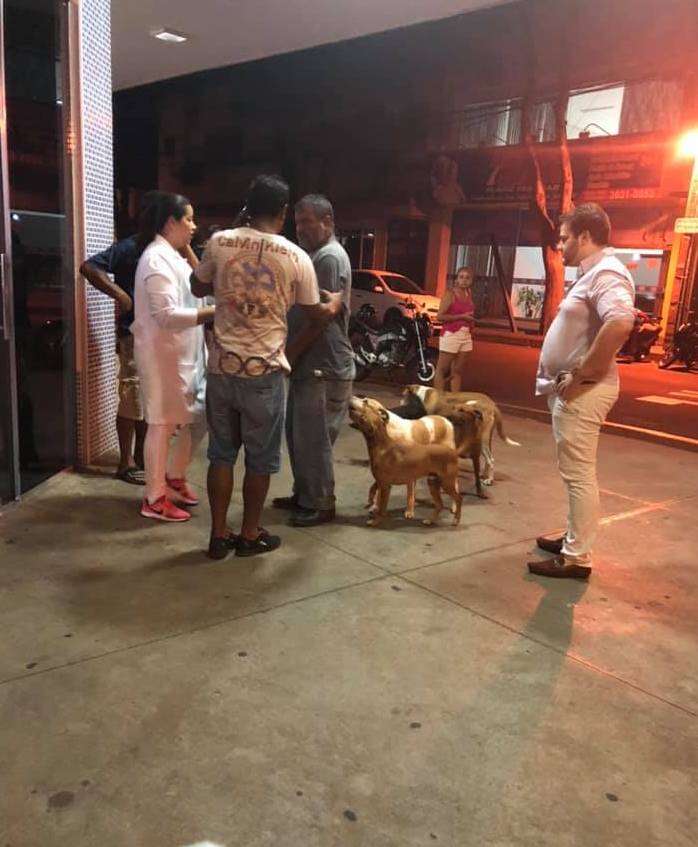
[536,535,564,555]
[527,556,591,580]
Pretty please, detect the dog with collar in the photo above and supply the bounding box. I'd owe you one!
[398,385,520,486]
[349,396,470,527]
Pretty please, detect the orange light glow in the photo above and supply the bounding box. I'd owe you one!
[677,129,698,159]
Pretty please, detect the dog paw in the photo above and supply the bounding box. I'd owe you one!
[482,478,494,486]
[404,510,415,519]
[366,517,380,527]
[422,518,435,526]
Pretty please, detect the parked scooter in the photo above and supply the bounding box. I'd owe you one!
[617,309,660,363]
[349,300,438,384]
[658,312,698,371]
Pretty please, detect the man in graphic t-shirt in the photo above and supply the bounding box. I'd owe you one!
[191,174,342,560]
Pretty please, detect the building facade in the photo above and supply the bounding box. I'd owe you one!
[115,0,698,336]
[0,0,114,503]
[2,0,697,504]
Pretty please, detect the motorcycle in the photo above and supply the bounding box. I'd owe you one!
[617,309,660,363]
[349,300,438,384]
[658,313,698,371]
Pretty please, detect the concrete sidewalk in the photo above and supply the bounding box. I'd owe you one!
[1,394,697,847]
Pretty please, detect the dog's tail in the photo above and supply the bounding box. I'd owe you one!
[494,406,520,447]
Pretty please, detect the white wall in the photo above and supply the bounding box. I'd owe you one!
[566,86,625,139]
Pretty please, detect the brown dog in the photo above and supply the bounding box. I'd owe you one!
[349,396,470,527]
[401,385,520,486]
[357,397,456,518]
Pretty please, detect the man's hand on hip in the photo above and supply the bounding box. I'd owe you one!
[555,369,596,402]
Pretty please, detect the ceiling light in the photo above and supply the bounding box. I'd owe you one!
[151,29,188,44]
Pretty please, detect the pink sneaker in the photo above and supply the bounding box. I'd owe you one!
[166,477,199,506]
[140,495,191,522]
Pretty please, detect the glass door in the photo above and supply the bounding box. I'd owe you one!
[0,0,74,504]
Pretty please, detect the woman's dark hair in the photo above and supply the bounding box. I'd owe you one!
[137,192,191,254]
[559,203,611,246]
[233,174,289,227]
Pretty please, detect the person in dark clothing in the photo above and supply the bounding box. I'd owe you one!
[79,192,162,483]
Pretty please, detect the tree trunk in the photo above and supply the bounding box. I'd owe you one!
[523,93,572,333]
[541,94,573,330]
[520,1,573,334]
[541,239,565,330]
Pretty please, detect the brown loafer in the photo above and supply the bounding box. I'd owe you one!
[527,556,591,580]
[536,535,564,555]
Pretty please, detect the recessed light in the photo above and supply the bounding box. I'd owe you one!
[151,28,188,44]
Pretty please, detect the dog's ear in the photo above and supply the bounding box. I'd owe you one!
[379,408,390,422]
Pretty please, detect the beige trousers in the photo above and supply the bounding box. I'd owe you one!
[548,382,619,565]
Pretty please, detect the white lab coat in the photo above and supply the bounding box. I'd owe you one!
[131,234,206,425]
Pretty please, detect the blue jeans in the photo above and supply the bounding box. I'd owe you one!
[206,371,286,474]
[286,377,352,510]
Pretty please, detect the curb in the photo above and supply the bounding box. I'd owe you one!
[500,402,698,453]
[472,331,668,363]
[473,329,544,348]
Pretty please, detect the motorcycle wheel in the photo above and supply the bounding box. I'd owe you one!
[658,350,677,370]
[406,348,438,385]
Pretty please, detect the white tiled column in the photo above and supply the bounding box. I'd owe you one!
[72,0,117,465]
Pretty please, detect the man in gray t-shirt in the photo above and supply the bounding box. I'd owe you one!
[273,194,355,526]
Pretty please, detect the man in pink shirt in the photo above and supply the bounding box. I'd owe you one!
[529,204,635,580]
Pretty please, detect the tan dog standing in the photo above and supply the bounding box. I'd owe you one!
[401,385,520,486]
[349,396,468,527]
[357,397,455,519]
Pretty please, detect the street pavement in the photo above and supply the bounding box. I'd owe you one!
[1,408,696,846]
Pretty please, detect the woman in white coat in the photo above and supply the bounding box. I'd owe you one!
[131,193,215,522]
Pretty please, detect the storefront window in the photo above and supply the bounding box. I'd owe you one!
[337,228,374,269]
